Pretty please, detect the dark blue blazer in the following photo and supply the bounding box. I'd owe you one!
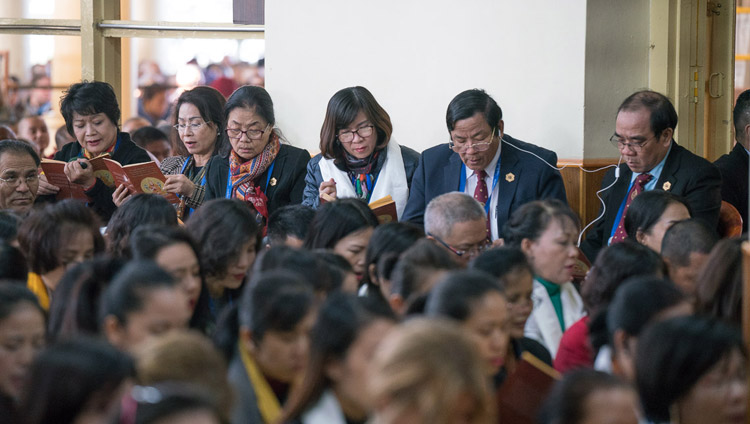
[402,134,568,238]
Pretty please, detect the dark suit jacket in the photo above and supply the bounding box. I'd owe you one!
[39,132,151,222]
[714,143,748,232]
[401,134,568,238]
[204,144,310,215]
[580,141,722,261]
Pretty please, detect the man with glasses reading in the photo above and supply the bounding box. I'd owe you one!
[580,90,721,261]
[403,89,567,242]
[0,139,41,215]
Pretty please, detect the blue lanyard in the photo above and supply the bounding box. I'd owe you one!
[225,161,275,199]
[179,155,207,216]
[458,159,502,215]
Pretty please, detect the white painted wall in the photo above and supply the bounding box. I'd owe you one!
[266,0,587,159]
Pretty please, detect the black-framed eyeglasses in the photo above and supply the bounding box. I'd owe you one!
[609,134,656,152]
[226,123,271,140]
[427,232,490,258]
[449,128,496,153]
[337,125,374,144]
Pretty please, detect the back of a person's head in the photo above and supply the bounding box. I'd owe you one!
[137,330,231,421]
[99,260,176,325]
[370,318,494,424]
[131,126,168,148]
[47,256,126,343]
[266,204,315,246]
[582,241,664,314]
[470,246,532,282]
[0,242,27,281]
[129,225,199,261]
[131,383,221,424]
[424,192,485,240]
[607,276,686,339]
[0,210,21,243]
[389,238,459,303]
[304,198,378,250]
[425,269,503,321]
[253,245,343,295]
[733,89,750,143]
[636,315,745,422]
[537,369,635,424]
[695,238,743,325]
[361,222,424,288]
[106,194,178,258]
[21,337,135,424]
[661,218,717,266]
[186,198,261,279]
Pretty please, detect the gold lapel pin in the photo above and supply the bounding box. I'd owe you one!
[270,177,278,187]
[505,173,515,183]
[662,181,671,191]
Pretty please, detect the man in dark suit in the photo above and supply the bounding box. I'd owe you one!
[714,89,750,232]
[580,90,722,261]
[402,89,567,241]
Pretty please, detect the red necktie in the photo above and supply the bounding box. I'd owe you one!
[473,170,491,239]
[611,173,653,243]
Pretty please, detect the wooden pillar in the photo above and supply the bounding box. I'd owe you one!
[81,0,122,111]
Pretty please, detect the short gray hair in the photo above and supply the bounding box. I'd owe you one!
[424,192,486,239]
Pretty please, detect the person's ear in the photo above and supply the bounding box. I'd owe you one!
[388,294,405,316]
[368,263,379,287]
[659,127,674,145]
[240,327,257,354]
[635,228,648,245]
[497,120,505,138]
[103,315,125,349]
[520,238,534,258]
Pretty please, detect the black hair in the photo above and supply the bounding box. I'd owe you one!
[446,89,503,137]
[0,210,21,242]
[0,138,40,166]
[425,270,505,321]
[607,276,686,342]
[186,198,261,279]
[266,204,316,246]
[221,85,275,157]
[131,126,168,149]
[281,293,395,421]
[47,257,126,344]
[252,245,343,295]
[313,250,353,293]
[636,316,746,422]
[583,241,665,352]
[695,238,743,326]
[141,83,167,101]
[304,198,379,250]
[99,260,177,326]
[624,190,691,242]
[0,284,43,322]
[21,337,135,424]
[503,199,580,248]
[361,222,423,297]
[60,81,121,137]
[734,89,750,143]
[390,238,459,302]
[106,194,178,258]
[538,369,633,424]
[0,243,27,281]
[618,90,678,137]
[132,383,221,424]
[238,270,315,344]
[660,218,717,267]
[172,85,227,157]
[470,246,533,285]
[18,199,105,274]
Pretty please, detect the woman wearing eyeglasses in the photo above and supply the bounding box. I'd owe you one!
[302,86,420,218]
[204,86,310,223]
[154,86,226,219]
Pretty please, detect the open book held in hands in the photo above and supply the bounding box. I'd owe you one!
[41,158,179,205]
[319,193,398,224]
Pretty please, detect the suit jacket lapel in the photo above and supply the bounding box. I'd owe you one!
[655,141,680,192]
[495,145,520,228]
[446,152,463,191]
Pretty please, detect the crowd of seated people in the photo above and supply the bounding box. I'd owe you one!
[0,79,747,424]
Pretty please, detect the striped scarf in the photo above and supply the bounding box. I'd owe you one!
[229,133,280,220]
